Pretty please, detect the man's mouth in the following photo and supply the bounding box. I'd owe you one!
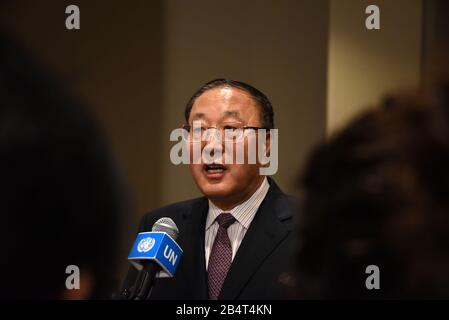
[203,164,227,177]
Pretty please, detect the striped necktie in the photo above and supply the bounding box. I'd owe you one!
[207,213,236,300]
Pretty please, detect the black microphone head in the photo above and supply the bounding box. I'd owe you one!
[152,217,179,240]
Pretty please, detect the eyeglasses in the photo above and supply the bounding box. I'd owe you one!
[181,122,267,142]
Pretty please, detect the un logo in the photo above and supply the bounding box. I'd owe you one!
[137,237,155,253]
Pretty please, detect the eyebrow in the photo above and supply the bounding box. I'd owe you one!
[190,112,205,120]
[191,111,242,121]
[222,110,241,119]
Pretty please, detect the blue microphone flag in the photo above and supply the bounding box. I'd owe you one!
[128,231,183,277]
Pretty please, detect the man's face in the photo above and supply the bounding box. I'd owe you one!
[188,86,267,208]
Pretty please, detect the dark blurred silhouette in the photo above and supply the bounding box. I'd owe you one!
[297,80,449,299]
[0,32,124,299]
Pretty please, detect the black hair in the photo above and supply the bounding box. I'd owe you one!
[184,79,275,129]
[297,82,449,299]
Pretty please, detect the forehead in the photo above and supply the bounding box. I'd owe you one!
[190,86,261,123]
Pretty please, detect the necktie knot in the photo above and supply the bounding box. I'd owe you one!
[216,213,235,229]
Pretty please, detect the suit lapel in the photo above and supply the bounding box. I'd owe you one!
[219,180,292,299]
[181,197,209,299]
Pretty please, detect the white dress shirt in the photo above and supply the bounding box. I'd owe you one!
[204,177,270,270]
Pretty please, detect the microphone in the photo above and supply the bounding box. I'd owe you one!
[127,217,183,300]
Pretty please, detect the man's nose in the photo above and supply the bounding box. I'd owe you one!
[202,130,225,163]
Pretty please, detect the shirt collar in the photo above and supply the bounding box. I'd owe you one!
[206,177,270,230]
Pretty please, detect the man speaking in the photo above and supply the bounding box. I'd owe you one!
[119,79,296,300]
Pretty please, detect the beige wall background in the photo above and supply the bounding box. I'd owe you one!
[327,0,423,134]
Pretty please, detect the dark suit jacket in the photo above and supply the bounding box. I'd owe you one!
[119,178,297,300]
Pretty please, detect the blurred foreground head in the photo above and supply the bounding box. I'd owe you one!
[298,81,449,299]
[0,33,123,299]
